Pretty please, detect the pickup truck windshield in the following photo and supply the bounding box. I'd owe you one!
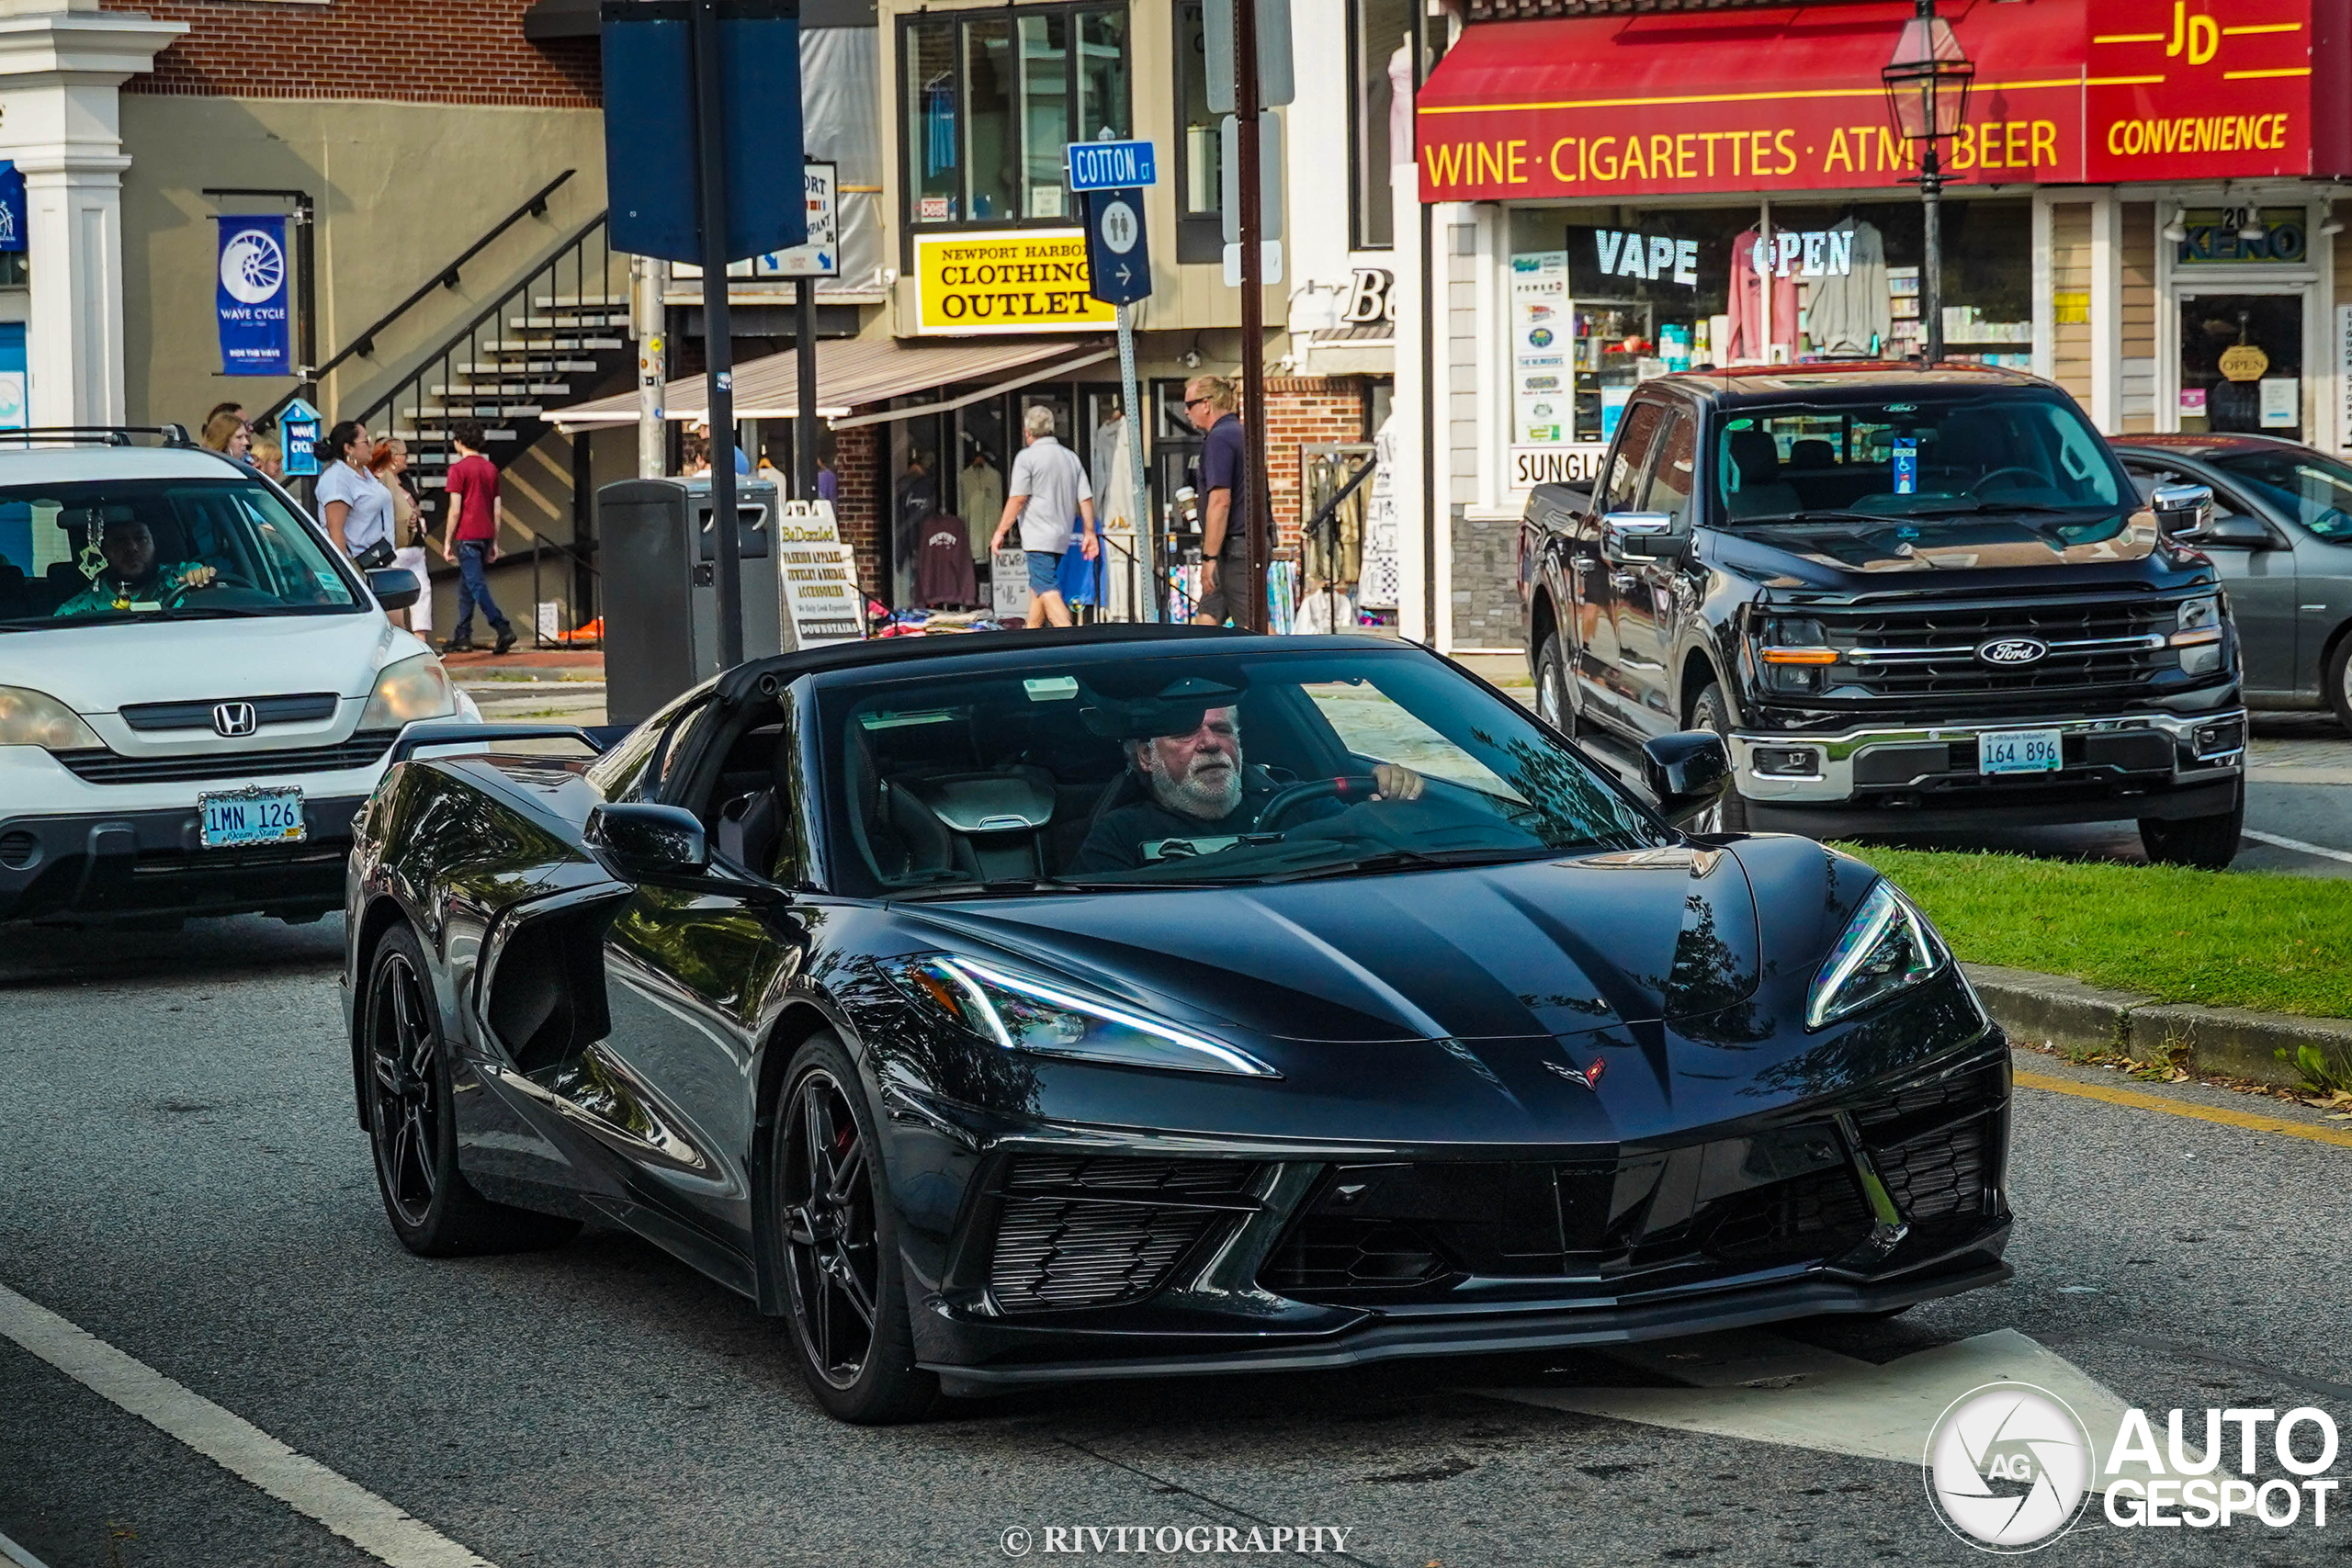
[1717,392,2124,524]
[0,478,364,627]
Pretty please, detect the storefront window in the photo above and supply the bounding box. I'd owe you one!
[1349,0,1413,251]
[899,5,1131,237]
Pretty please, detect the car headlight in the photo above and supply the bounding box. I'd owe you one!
[0,686,102,750]
[2171,595,2225,675]
[1806,881,1951,1030]
[360,653,458,728]
[885,954,1278,1077]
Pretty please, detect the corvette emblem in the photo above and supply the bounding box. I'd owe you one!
[1975,637,2048,667]
[1546,1056,1606,1090]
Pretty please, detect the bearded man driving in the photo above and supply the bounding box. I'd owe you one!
[1070,704,1423,873]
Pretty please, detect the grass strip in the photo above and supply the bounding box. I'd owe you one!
[1838,844,2352,1020]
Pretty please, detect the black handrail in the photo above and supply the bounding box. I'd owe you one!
[257,169,578,429]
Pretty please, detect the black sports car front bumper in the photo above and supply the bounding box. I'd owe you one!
[900,1036,2013,1385]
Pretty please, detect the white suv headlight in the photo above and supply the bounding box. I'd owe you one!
[1806,881,1951,1029]
[0,686,103,750]
[360,653,458,728]
[886,953,1278,1077]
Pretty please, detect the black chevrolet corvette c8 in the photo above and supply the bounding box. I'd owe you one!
[342,627,2010,1423]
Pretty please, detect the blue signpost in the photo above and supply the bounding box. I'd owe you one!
[1071,138,1159,619]
[1068,140,1158,194]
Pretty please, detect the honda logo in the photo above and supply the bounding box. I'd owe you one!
[1976,637,2049,667]
[211,701,258,738]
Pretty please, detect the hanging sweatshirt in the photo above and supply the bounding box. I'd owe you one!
[1725,230,1800,364]
[1804,219,1893,356]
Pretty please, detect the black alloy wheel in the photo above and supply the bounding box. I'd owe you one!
[1687,683,1751,835]
[362,924,580,1256]
[1535,632,1577,739]
[774,1033,934,1423]
[2138,779,2245,870]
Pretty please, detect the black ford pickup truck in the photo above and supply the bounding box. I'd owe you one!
[1518,365,2248,866]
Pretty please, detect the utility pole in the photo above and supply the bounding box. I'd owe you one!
[634,254,666,479]
[1232,0,1272,633]
[690,0,744,667]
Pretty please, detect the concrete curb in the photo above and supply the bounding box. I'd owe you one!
[1964,963,2352,1090]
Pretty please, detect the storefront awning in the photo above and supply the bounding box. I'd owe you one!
[1418,0,2351,205]
[548,335,1114,432]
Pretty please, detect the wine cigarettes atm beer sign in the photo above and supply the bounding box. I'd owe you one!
[1417,0,2338,202]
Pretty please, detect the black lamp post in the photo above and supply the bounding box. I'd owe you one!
[1882,0,1973,364]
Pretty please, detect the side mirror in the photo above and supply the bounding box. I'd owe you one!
[2149,481,2213,538]
[368,568,422,611]
[586,802,709,883]
[1602,511,1689,562]
[1642,730,1733,826]
[2197,514,2273,548]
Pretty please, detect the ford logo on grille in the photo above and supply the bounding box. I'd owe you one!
[1976,637,2049,667]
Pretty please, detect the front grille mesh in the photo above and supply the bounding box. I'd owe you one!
[1814,598,2173,703]
[1855,1061,2007,1234]
[987,1156,1257,1314]
[53,732,397,784]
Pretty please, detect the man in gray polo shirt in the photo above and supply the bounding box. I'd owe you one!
[989,403,1097,627]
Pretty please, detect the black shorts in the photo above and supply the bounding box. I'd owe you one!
[1194,552,1248,624]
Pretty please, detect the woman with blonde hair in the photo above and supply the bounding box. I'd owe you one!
[369,437,435,635]
[200,410,253,462]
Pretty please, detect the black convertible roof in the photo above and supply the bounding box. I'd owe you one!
[712,626,1413,705]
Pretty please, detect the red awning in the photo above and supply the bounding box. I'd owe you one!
[1417,0,2347,203]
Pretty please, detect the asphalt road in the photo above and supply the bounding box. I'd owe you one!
[6,917,2351,1566]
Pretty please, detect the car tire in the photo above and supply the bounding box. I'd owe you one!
[1687,682,1751,835]
[2327,631,2352,735]
[772,1032,936,1425]
[2138,782,2245,870]
[1534,631,1577,738]
[362,923,581,1257]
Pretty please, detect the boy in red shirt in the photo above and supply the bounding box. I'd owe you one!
[439,419,515,655]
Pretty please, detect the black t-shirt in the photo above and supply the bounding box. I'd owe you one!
[1070,773,1340,874]
[1198,412,1250,559]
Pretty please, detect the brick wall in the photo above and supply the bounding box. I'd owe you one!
[832,423,883,597]
[99,0,599,106]
[1262,377,1365,555]
[1452,508,1522,651]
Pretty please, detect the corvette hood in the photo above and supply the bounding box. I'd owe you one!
[0,613,413,714]
[1710,510,2160,587]
[897,846,1759,1043]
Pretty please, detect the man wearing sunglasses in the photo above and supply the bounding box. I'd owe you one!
[1184,375,1250,626]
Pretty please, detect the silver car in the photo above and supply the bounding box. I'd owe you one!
[2112,434,2352,731]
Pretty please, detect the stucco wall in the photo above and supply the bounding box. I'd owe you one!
[119,95,609,431]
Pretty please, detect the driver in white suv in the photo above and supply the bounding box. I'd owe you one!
[51,516,219,617]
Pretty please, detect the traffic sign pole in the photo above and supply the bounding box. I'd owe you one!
[690,0,744,668]
[1234,0,1271,633]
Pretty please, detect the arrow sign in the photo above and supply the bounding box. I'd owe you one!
[1081,186,1152,307]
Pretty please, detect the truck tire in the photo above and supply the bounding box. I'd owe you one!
[1688,682,1750,835]
[2138,783,2245,870]
[1534,631,1576,738]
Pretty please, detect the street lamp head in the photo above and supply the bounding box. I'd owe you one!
[1881,3,1974,144]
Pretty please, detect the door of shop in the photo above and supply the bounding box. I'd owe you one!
[2177,291,2306,443]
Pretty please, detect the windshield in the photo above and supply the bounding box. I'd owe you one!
[1716,392,2126,527]
[819,649,1661,896]
[0,478,364,628]
[2208,448,2352,541]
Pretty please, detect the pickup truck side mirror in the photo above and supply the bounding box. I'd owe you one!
[1642,730,1732,826]
[2148,481,2213,538]
[586,802,709,883]
[1602,511,1690,562]
[2193,514,2274,548]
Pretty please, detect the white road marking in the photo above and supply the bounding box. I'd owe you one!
[0,1527,51,1568]
[2243,828,2352,866]
[0,1281,497,1568]
[1472,1327,2192,1488]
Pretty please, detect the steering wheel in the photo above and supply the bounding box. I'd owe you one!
[1973,467,2046,493]
[160,570,255,607]
[1257,774,1382,831]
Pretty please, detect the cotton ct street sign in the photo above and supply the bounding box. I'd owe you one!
[1082,188,1151,306]
[1067,140,1157,192]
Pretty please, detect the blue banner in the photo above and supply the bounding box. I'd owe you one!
[216,215,292,376]
[0,163,23,254]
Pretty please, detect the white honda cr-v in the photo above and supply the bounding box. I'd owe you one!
[0,428,479,928]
